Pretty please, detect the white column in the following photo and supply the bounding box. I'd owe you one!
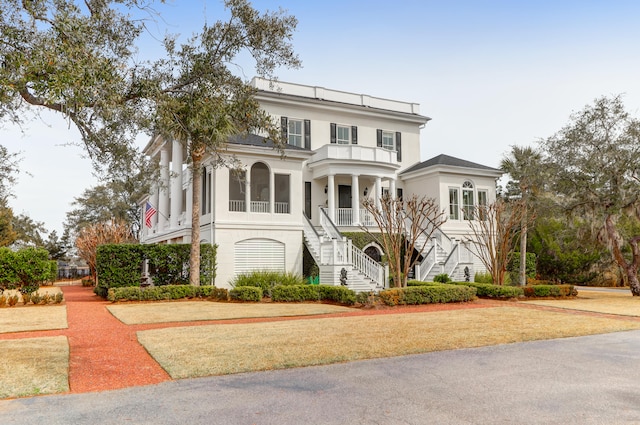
[158,148,170,230]
[139,204,145,241]
[245,173,251,213]
[327,174,335,221]
[185,167,193,226]
[351,174,360,226]
[375,177,382,210]
[150,185,159,230]
[389,178,396,200]
[269,170,275,213]
[170,140,183,229]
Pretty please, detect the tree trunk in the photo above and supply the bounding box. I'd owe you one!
[519,220,527,286]
[605,214,640,296]
[190,156,202,286]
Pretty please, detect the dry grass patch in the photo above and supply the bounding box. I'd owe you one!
[0,305,67,334]
[138,306,640,379]
[523,290,640,316]
[107,301,353,325]
[0,336,69,399]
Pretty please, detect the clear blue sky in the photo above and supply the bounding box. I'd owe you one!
[4,0,640,234]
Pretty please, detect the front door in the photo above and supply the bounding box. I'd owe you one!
[338,185,352,208]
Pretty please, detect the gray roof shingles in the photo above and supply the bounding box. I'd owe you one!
[401,154,502,175]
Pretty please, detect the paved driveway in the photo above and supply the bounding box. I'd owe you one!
[2,329,640,424]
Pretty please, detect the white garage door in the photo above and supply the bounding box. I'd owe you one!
[235,238,285,275]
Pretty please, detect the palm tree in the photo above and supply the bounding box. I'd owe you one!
[500,145,543,285]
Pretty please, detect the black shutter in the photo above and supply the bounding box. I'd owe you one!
[397,188,403,201]
[304,119,311,149]
[376,129,382,147]
[281,117,288,144]
[351,126,358,144]
[330,123,337,144]
[396,132,402,161]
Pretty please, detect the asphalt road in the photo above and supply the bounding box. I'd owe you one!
[2,329,640,425]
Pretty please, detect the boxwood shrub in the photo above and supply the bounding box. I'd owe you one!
[317,285,356,305]
[270,284,357,305]
[229,286,263,302]
[523,284,577,298]
[448,281,524,299]
[379,284,476,306]
[107,285,228,302]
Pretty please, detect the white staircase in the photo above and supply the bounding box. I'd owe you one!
[303,210,387,293]
[408,216,475,282]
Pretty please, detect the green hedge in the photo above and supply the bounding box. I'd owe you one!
[0,247,55,291]
[379,285,476,306]
[523,284,577,298]
[448,281,524,299]
[95,243,217,298]
[270,284,356,305]
[229,286,263,302]
[107,285,228,302]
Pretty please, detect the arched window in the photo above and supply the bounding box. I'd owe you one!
[250,162,270,213]
[462,181,474,220]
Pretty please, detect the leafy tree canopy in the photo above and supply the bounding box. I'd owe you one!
[541,95,640,295]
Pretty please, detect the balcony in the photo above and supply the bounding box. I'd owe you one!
[309,144,398,166]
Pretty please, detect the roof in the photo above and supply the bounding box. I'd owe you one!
[401,154,503,175]
[228,134,310,151]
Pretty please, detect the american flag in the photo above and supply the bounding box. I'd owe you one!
[145,201,157,228]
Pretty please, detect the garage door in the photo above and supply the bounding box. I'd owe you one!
[235,238,285,275]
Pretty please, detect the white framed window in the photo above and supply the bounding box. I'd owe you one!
[449,188,459,220]
[337,125,350,144]
[288,119,303,147]
[382,131,395,150]
[462,181,474,220]
[477,189,488,221]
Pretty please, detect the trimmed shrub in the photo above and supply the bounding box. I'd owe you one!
[146,244,190,286]
[523,284,577,298]
[379,284,476,306]
[229,286,263,302]
[448,281,524,299]
[107,285,229,302]
[96,244,145,289]
[95,243,218,298]
[317,285,356,305]
[407,280,444,287]
[271,284,319,302]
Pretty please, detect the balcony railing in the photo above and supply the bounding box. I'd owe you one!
[250,201,269,213]
[309,144,398,166]
[328,208,375,227]
[229,200,245,212]
[275,202,290,214]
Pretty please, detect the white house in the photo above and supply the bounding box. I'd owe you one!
[140,78,503,291]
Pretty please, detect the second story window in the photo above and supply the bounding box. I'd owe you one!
[377,129,402,161]
[330,123,358,145]
[288,119,303,147]
[337,125,350,144]
[382,131,394,150]
[281,117,310,149]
